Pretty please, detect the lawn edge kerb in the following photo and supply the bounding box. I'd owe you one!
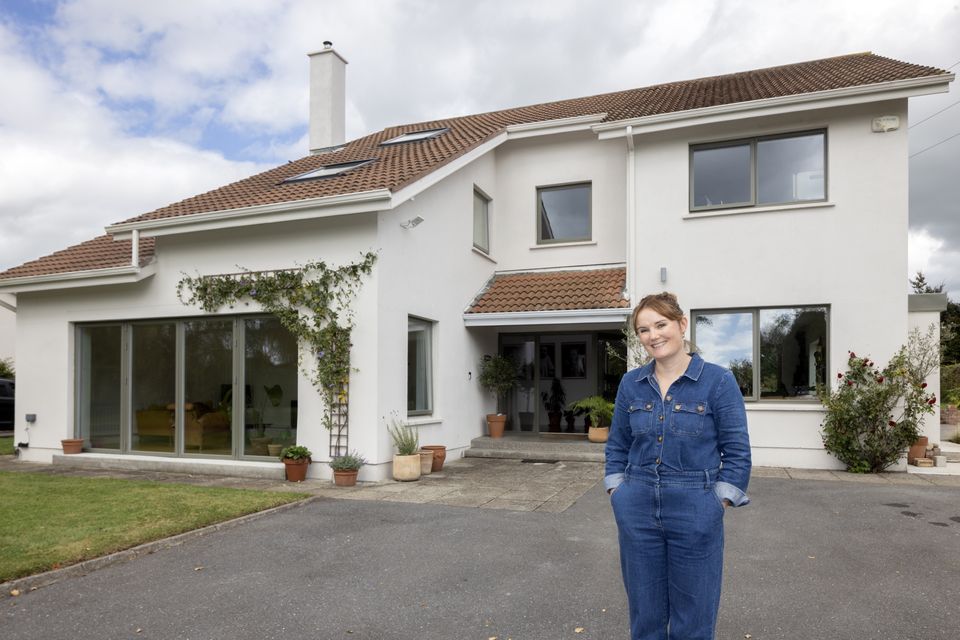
[1,495,321,598]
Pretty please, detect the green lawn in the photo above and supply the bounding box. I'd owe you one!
[0,437,12,455]
[0,471,308,582]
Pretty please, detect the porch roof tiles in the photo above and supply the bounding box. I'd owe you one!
[467,267,629,314]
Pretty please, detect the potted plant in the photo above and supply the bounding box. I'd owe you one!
[569,396,614,443]
[541,378,566,432]
[61,438,84,454]
[421,444,447,471]
[279,445,312,482]
[328,450,366,487]
[388,418,421,481]
[478,354,518,438]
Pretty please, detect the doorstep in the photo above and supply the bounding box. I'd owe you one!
[51,452,285,480]
[464,434,606,462]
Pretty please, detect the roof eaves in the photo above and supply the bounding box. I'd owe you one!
[107,188,393,238]
[463,307,630,327]
[0,262,157,294]
[593,74,955,138]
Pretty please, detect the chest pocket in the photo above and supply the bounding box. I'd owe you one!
[628,402,655,436]
[669,401,707,437]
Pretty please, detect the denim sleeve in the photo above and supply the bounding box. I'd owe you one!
[604,375,632,493]
[712,369,751,507]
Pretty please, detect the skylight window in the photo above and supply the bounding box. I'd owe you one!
[380,128,448,146]
[283,159,373,183]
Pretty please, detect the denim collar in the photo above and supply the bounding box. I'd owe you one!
[635,352,705,383]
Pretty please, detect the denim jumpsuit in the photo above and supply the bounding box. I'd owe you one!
[604,353,751,640]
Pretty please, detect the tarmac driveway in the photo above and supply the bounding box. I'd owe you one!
[2,472,959,639]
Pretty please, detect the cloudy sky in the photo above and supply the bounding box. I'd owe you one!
[0,0,957,292]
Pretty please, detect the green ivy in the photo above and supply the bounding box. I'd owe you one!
[177,252,377,433]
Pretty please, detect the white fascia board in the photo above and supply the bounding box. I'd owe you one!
[593,75,954,139]
[390,132,508,207]
[107,189,392,239]
[505,114,607,139]
[463,307,629,327]
[0,262,156,294]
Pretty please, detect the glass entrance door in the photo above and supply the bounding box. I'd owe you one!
[500,336,535,431]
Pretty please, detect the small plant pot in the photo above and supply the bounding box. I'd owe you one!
[283,458,311,482]
[422,445,446,471]
[908,436,929,464]
[393,454,421,481]
[418,449,434,475]
[266,443,284,457]
[61,438,84,454]
[486,414,506,438]
[587,426,610,443]
[333,469,359,487]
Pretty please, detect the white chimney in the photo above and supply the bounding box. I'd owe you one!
[307,41,347,153]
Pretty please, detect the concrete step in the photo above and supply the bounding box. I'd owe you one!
[52,452,285,479]
[464,435,606,463]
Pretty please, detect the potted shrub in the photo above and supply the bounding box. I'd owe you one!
[541,378,566,432]
[279,445,312,482]
[388,418,421,481]
[569,396,614,443]
[328,450,366,487]
[478,354,518,438]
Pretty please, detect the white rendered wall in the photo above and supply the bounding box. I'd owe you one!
[0,294,14,365]
[13,214,380,476]
[629,100,910,469]
[909,308,942,443]
[371,152,500,481]
[492,132,626,271]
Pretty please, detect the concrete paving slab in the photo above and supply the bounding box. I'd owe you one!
[751,466,791,478]
[480,498,540,511]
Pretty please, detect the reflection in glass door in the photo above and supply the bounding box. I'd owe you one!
[130,323,176,453]
[501,337,535,431]
[184,319,233,455]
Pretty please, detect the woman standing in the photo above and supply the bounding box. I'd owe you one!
[605,292,751,640]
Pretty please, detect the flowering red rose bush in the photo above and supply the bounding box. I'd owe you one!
[819,327,939,473]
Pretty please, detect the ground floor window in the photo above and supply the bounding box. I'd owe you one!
[407,317,434,416]
[691,306,828,400]
[76,316,298,458]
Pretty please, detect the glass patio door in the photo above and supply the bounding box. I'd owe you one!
[500,336,536,431]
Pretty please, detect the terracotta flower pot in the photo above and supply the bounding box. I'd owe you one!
[61,438,84,454]
[283,458,311,482]
[587,426,610,443]
[418,449,434,475]
[486,414,506,438]
[393,454,421,481]
[908,436,929,464]
[333,469,359,487]
[421,445,446,471]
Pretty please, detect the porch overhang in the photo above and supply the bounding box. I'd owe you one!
[463,307,629,327]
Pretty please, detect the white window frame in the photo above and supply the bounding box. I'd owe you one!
[536,181,592,245]
[473,187,491,254]
[689,129,827,212]
[407,317,435,417]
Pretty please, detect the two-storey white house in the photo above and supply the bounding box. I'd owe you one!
[0,50,952,480]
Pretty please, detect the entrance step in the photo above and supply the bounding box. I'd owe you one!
[464,435,605,463]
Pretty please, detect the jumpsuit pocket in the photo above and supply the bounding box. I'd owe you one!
[628,402,654,435]
[709,484,727,514]
[669,401,707,437]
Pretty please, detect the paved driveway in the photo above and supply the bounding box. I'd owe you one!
[2,469,959,639]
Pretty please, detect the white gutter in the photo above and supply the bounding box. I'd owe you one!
[108,189,393,239]
[505,114,607,139]
[593,75,954,139]
[625,125,636,306]
[463,307,630,327]
[131,229,139,266]
[0,262,157,294]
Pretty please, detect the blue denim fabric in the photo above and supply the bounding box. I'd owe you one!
[603,353,751,506]
[610,467,725,640]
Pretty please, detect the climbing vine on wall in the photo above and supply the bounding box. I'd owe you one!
[176,252,377,448]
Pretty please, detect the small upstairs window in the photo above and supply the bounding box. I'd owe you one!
[282,159,373,183]
[380,128,448,146]
[537,182,592,244]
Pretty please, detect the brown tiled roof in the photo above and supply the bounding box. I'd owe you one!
[0,52,949,282]
[467,267,629,313]
[0,235,155,281]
